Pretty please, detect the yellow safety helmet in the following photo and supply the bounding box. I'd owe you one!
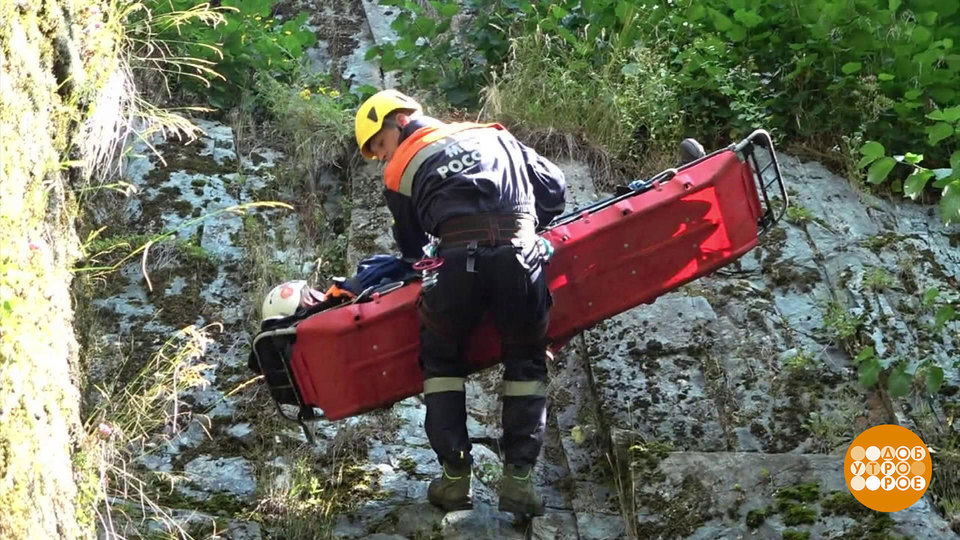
[355,89,422,159]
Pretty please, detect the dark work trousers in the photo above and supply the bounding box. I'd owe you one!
[417,240,551,469]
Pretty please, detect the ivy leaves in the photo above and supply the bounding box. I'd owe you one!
[859,136,960,225]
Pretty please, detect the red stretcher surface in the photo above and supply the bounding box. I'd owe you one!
[286,131,786,420]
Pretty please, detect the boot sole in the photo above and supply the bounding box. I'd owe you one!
[430,498,473,512]
[499,497,545,517]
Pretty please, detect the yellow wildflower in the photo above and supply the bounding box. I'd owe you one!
[329,90,340,98]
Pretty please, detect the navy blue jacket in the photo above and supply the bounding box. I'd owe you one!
[384,117,567,259]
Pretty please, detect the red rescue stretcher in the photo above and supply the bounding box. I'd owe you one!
[252,130,788,439]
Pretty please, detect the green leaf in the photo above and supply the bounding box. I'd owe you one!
[710,9,733,31]
[727,24,747,42]
[556,26,579,47]
[859,357,881,387]
[841,62,862,74]
[904,169,934,199]
[396,37,416,53]
[878,73,895,81]
[918,11,938,25]
[935,305,956,329]
[923,287,940,305]
[927,123,954,145]
[887,367,913,397]
[912,26,933,45]
[867,157,896,184]
[952,151,960,171]
[932,172,955,188]
[941,179,960,225]
[904,152,923,164]
[438,3,459,17]
[858,155,879,168]
[860,141,885,159]
[889,0,901,12]
[614,2,634,24]
[551,5,569,20]
[926,107,960,123]
[855,346,876,364]
[733,9,764,28]
[688,4,707,20]
[925,366,945,395]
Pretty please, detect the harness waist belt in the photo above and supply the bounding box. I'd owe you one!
[438,214,536,249]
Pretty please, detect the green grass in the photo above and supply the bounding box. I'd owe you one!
[482,31,684,181]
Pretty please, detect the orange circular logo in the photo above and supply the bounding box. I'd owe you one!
[279,285,294,299]
[844,425,932,512]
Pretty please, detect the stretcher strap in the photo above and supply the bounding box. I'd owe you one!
[424,377,466,394]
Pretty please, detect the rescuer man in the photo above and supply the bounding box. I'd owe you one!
[354,89,565,516]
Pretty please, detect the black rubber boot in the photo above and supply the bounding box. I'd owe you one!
[427,462,473,511]
[679,138,706,165]
[498,464,545,516]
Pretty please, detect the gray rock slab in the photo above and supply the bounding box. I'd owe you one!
[347,206,395,270]
[466,366,503,441]
[556,159,605,211]
[439,503,527,539]
[226,422,254,443]
[629,451,956,539]
[550,339,609,482]
[586,295,727,451]
[342,14,388,92]
[367,444,438,478]
[576,512,627,540]
[225,520,264,540]
[779,155,881,239]
[531,511,579,539]
[360,0,400,46]
[471,442,502,505]
[182,455,256,498]
[391,397,430,446]
[373,502,446,537]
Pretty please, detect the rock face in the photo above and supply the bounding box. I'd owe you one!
[0,0,95,536]
[75,1,959,539]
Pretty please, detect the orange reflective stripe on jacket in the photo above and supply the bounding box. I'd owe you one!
[384,122,504,195]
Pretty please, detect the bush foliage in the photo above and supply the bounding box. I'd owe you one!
[371,0,960,223]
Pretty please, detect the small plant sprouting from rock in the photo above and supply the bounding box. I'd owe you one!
[745,506,771,528]
[786,204,814,225]
[862,266,894,292]
[783,349,818,374]
[822,300,862,350]
[398,456,418,475]
[775,482,820,526]
[855,345,946,398]
[804,412,848,453]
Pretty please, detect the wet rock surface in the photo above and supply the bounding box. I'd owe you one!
[80,1,959,538]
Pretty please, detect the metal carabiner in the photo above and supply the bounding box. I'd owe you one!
[413,257,444,272]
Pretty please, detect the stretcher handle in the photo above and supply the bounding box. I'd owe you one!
[733,129,789,233]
